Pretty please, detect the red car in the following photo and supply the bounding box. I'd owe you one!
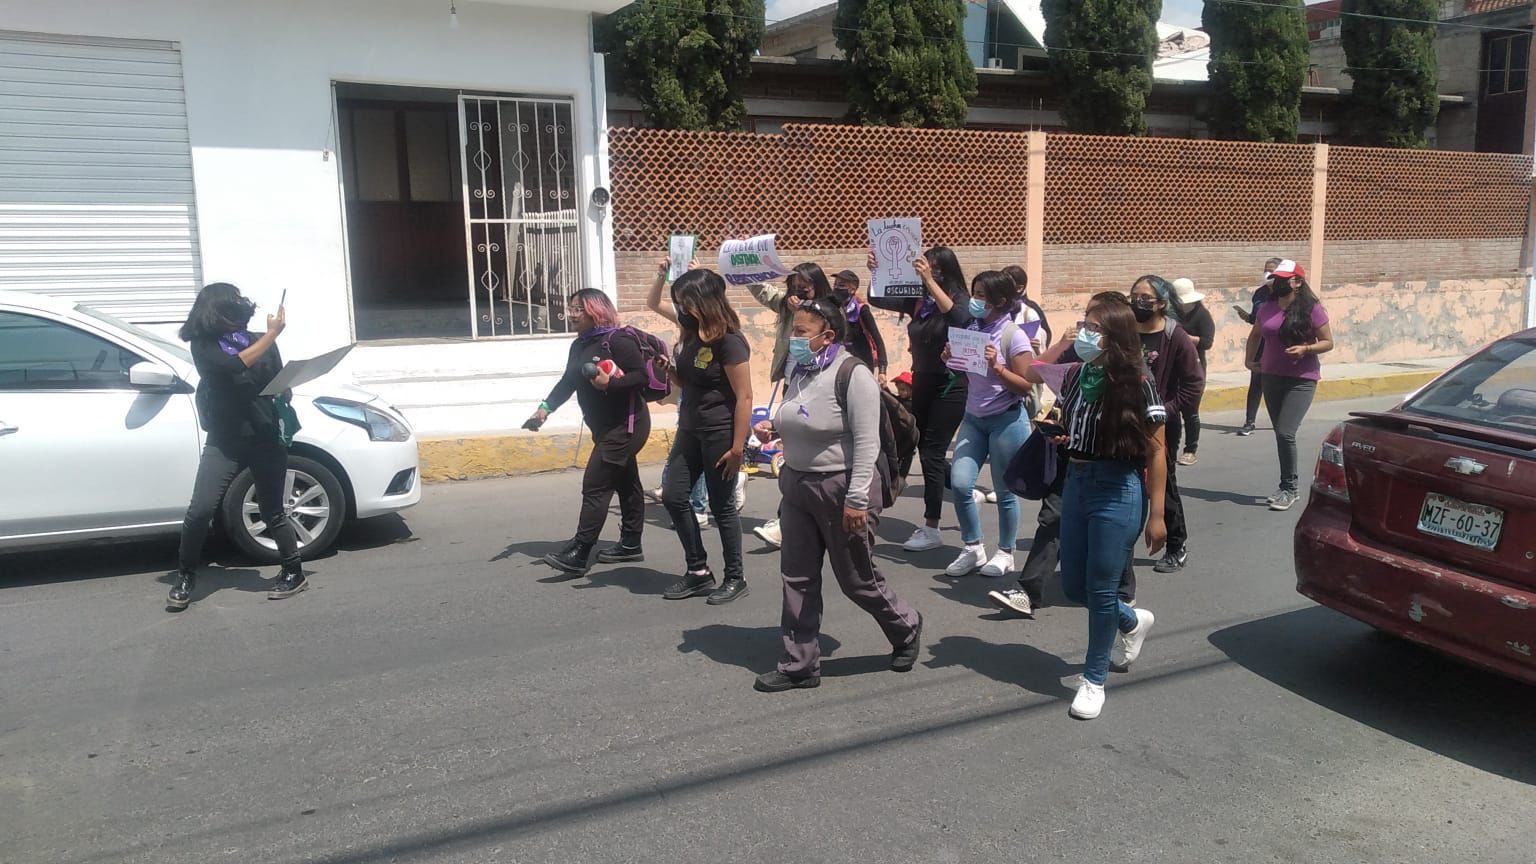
[1295,328,1536,685]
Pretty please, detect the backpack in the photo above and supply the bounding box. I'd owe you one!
[834,356,900,509]
[602,326,672,403]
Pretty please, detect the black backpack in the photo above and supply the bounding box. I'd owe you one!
[834,357,900,509]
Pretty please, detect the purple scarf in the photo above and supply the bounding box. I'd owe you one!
[217,330,253,356]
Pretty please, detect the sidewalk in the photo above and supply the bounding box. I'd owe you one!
[416,357,1463,482]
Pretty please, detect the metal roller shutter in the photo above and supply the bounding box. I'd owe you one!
[0,30,201,323]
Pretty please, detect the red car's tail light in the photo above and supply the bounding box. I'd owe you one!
[1313,423,1349,501]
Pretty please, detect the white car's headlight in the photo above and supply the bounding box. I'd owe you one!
[314,397,411,442]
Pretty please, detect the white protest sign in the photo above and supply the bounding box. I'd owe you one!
[867,218,923,298]
[667,234,697,281]
[718,234,791,286]
[947,327,990,376]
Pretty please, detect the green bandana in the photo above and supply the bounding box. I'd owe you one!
[1080,364,1106,403]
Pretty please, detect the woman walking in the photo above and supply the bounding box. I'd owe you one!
[867,246,971,554]
[830,269,888,378]
[169,283,304,610]
[1171,277,1214,466]
[528,289,653,578]
[932,267,1036,579]
[648,267,753,604]
[1244,260,1333,511]
[1026,291,1164,720]
[753,298,922,692]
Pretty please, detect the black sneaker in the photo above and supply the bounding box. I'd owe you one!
[543,540,593,577]
[753,670,821,692]
[663,570,716,600]
[595,540,643,564]
[706,577,749,605]
[1153,548,1188,573]
[1237,423,1256,437]
[890,613,923,672]
[268,564,308,600]
[166,570,195,611]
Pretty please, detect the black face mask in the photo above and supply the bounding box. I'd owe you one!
[678,311,700,332]
[218,297,256,330]
[1131,300,1156,323]
[1271,280,1295,298]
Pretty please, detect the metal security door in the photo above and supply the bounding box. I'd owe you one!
[458,95,583,338]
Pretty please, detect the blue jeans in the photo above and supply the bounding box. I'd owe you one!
[1060,460,1144,685]
[950,405,1031,550]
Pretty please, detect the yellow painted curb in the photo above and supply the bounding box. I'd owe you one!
[419,370,1441,482]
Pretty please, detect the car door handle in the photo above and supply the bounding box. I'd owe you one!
[0,421,16,437]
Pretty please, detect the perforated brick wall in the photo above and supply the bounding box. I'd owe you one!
[1325,146,1532,242]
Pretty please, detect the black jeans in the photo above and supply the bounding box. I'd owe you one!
[1163,412,1188,554]
[909,371,967,523]
[574,421,649,546]
[1245,370,1264,427]
[178,434,299,572]
[1017,449,1136,605]
[1261,375,1317,492]
[663,426,744,581]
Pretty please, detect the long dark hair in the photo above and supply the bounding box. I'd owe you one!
[180,282,254,342]
[1274,276,1321,346]
[1132,274,1186,324]
[1004,263,1052,344]
[972,270,1021,317]
[925,246,967,302]
[1087,291,1154,463]
[788,262,832,304]
[671,269,740,344]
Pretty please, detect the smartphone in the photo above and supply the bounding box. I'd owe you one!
[1035,420,1068,439]
[279,289,287,308]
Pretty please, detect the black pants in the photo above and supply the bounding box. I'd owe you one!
[1017,450,1135,605]
[1163,412,1188,554]
[909,371,967,523]
[178,434,299,572]
[574,421,649,546]
[663,426,744,581]
[1245,370,1264,427]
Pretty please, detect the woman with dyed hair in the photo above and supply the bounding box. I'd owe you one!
[527,288,655,578]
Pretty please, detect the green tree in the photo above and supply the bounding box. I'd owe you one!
[1202,0,1308,142]
[1341,0,1440,147]
[834,0,978,128]
[1041,0,1161,135]
[604,0,764,131]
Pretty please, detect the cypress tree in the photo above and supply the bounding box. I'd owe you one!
[1203,0,1308,142]
[1041,0,1161,136]
[835,0,978,128]
[606,0,764,131]
[1341,0,1440,147]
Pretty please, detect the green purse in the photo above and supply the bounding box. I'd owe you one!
[275,393,301,448]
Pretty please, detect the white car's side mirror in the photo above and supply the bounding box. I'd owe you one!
[128,362,180,391]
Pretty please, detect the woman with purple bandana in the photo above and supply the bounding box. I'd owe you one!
[931,268,1037,580]
[169,283,304,610]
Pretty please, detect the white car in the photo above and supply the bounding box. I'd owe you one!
[0,290,421,562]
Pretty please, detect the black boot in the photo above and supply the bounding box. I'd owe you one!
[706,577,749,605]
[167,570,195,611]
[543,540,593,578]
[268,560,308,600]
[662,569,716,600]
[595,537,644,564]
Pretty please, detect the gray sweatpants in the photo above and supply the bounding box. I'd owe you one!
[1261,375,1317,492]
[777,466,920,677]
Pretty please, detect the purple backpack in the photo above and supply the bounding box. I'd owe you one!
[602,327,672,403]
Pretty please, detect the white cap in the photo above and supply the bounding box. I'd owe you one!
[1172,277,1203,304]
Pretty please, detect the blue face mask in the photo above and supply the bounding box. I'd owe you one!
[968,298,989,319]
[788,336,817,367]
[1075,328,1105,363]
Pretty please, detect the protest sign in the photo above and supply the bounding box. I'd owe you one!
[867,218,923,298]
[667,234,697,281]
[947,327,990,376]
[718,234,791,286]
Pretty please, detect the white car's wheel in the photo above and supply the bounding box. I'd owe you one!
[221,455,346,562]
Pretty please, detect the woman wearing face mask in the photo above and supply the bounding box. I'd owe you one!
[169,283,304,610]
[752,298,922,692]
[830,269,888,380]
[934,269,1036,579]
[649,268,753,604]
[867,246,970,554]
[1171,278,1214,466]
[1025,292,1165,720]
[1244,260,1333,511]
[528,289,653,578]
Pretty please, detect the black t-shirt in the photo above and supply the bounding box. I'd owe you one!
[1139,330,1165,368]
[675,331,750,432]
[190,334,282,442]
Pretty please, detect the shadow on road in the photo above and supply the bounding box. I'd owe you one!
[925,634,1077,700]
[329,514,417,555]
[155,566,268,605]
[573,565,675,595]
[489,539,566,564]
[678,624,841,675]
[1209,606,1536,786]
[1,537,178,587]
[1178,486,1266,507]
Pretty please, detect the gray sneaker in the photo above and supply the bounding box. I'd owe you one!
[1265,486,1285,505]
[1269,489,1300,511]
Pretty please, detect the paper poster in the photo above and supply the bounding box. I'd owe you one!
[947,327,990,376]
[718,234,791,286]
[867,218,923,298]
[667,234,697,281]
[259,344,355,396]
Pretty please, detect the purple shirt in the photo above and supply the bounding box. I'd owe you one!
[964,316,1034,417]
[1256,301,1329,381]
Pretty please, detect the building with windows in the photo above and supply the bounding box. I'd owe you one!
[0,0,628,435]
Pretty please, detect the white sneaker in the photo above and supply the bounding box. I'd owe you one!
[984,490,999,504]
[1111,608,1156,672]
[987,587,1034,618]
[971,489,987,506]
[945,544,987,577]
[733,471,748,512]
[979,549,1014,578]
[902,526,943,552]
[754,518,782,549]
[695,512,711,529]
[645,487,664,504]
[1069,678,1106,720]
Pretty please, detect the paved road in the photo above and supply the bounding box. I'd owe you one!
[3,397,1534,864]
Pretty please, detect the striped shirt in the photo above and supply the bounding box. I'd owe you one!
[1040,362,1166,459]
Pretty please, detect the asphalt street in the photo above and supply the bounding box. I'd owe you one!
[2,396,1534,864]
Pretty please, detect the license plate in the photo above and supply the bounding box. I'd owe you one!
[1416,493,1504,551]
